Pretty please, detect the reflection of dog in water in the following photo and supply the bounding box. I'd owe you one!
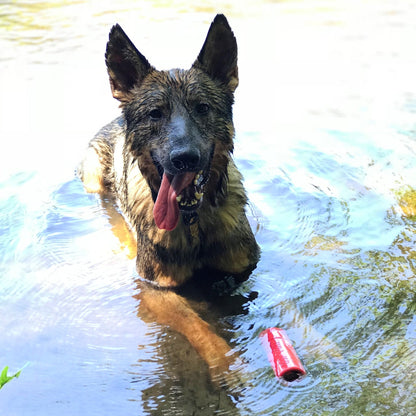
[78,15,260,383]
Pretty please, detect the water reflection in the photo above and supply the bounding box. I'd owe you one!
[1,0,416,415]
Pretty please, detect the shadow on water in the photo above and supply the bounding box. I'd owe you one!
[1,1,416,415]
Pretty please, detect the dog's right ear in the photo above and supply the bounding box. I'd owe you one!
[105,24,153,103]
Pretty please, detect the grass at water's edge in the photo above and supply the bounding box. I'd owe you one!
[0,366,22,390]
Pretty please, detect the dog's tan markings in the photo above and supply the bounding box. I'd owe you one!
[143,258,194,288]
[189,222,199,240]
[136,284,235,376]
[100,197,138,259]
[111,222,137,259]
[79,147,105,193]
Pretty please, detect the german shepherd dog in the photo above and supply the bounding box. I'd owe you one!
[79,14,259,384]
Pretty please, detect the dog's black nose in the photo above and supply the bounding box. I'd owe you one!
[170,148,201,171]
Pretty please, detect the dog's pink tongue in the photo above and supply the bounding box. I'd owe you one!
[153,172,195,231]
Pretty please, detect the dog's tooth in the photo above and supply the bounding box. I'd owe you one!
[176,195,182,202]
[195,192,203,200]
[193,171,204,186]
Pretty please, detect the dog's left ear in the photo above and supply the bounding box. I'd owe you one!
[105,24,154,103]
[193,14,238,92]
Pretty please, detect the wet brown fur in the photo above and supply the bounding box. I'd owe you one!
[78,15,259,383]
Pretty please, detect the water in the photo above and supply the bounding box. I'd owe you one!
[1,1,416,415]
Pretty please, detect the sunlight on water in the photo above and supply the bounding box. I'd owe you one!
[1,0,416,415]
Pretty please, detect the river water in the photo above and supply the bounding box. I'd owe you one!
[1,1,416,415]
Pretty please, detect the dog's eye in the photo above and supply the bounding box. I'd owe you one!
[149,109,163,120]
[195,103,210,115]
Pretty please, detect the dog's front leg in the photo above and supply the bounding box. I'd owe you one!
[134,282,237,384]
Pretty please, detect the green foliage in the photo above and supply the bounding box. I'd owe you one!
[0,366,21,390]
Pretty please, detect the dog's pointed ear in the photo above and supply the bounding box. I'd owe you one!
[105,24,153,103]
[193,14,238,92]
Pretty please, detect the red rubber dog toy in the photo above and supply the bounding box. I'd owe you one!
[260,327,306,382]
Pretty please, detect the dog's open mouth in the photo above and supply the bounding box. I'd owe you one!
[153,170,206,231]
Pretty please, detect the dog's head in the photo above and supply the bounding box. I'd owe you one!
[105,15,238,231]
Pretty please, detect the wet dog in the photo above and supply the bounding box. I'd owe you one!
[78,14,259,383]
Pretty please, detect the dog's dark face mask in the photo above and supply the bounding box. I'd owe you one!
[149,109,214,231]
[104,15,238,231]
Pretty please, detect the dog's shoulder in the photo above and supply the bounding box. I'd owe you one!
[92,116,125,149]
[78,116,126,193]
